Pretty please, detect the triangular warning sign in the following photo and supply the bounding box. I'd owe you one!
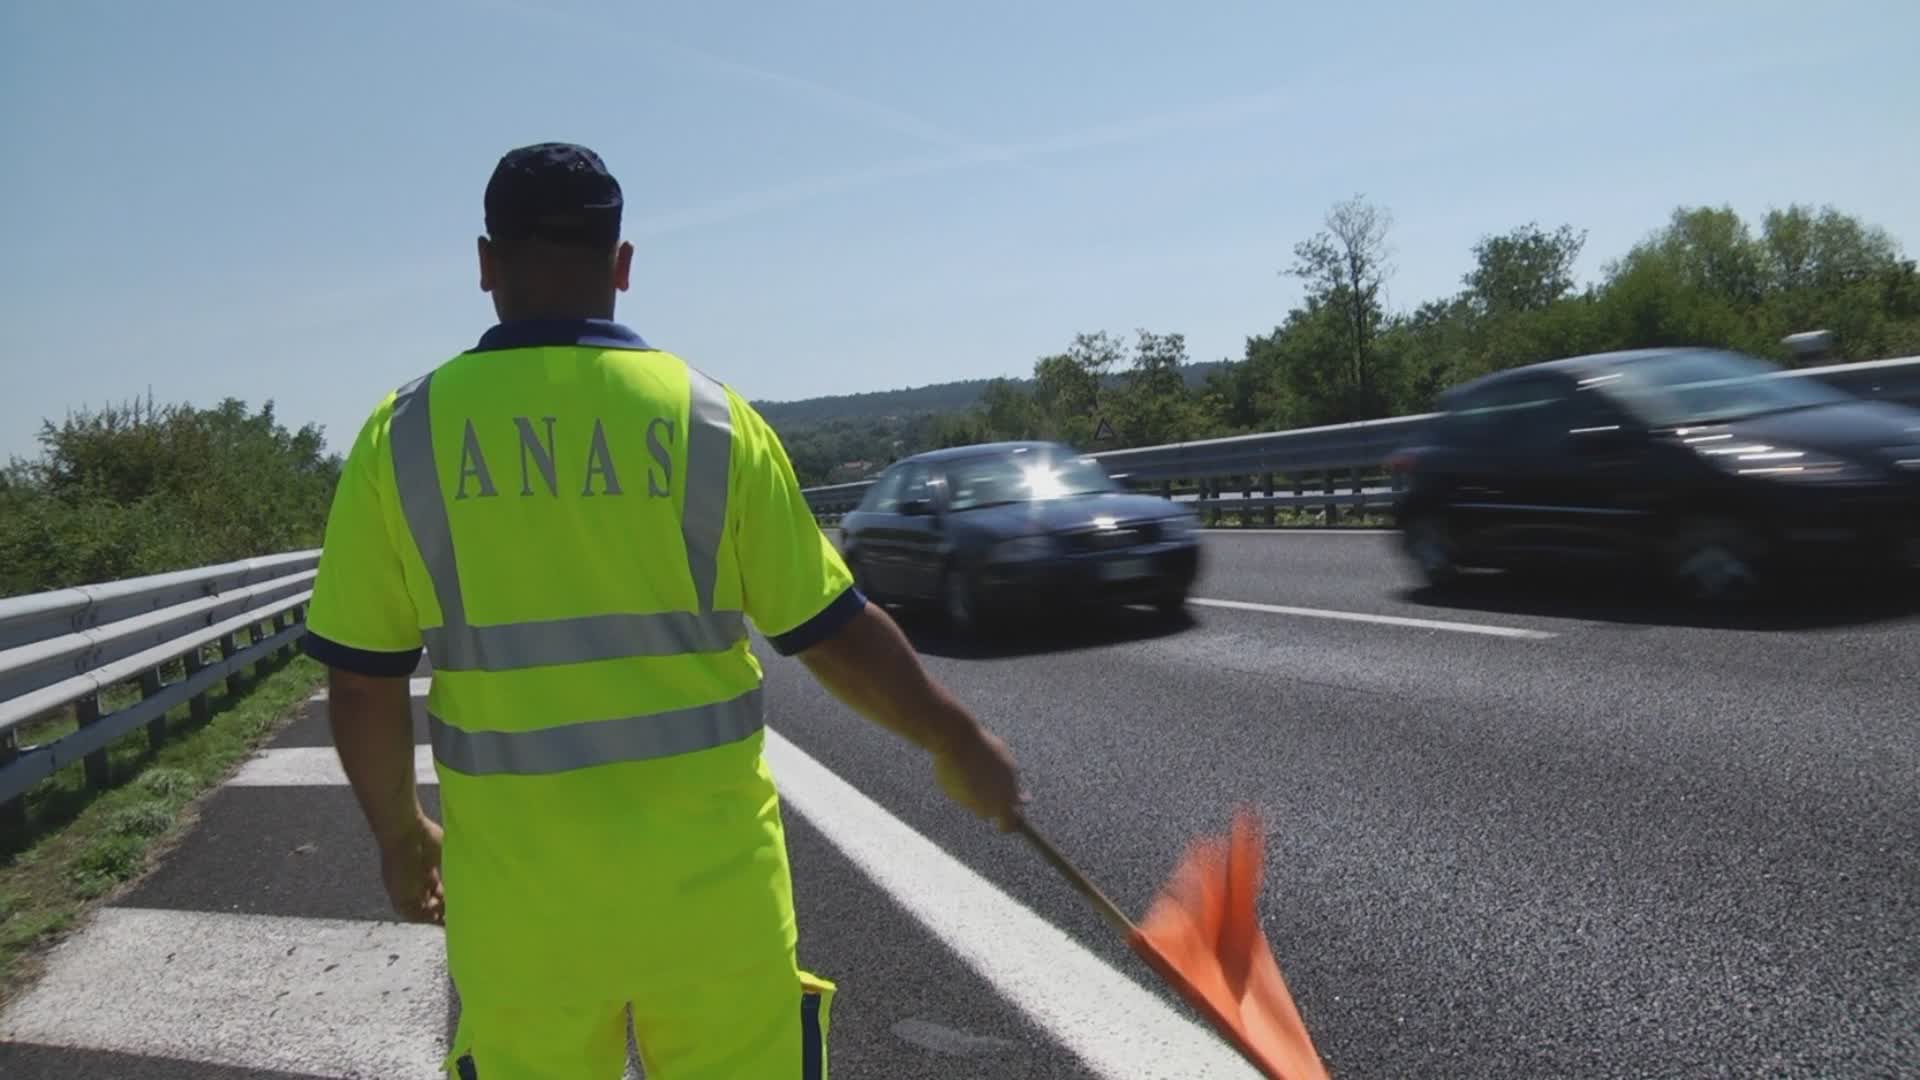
[1093,416,1117,442]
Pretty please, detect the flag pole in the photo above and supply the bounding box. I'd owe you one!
[1012,817,1137,936]
[1013,814,1315,1080]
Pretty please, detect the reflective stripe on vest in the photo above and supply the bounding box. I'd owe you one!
[428,686,765,776]
[388,361,764,776]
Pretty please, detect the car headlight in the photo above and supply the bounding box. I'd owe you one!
[990,536,1058,562]
[1690,439,1879,483]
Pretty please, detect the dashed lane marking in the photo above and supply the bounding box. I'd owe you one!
[1190,596,1558,639]
[0,906,452,1078]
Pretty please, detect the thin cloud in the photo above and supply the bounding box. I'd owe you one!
[468,0,1045,174]
[462,0,1303,237]
[625,86,1304,239]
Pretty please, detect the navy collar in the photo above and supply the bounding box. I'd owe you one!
[469,318,651,354]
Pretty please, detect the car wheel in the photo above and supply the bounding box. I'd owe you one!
[1402,513,1461,587]
[1152,589,1188,618]
[942,565,979,635]
[1663,517,1763,602]
[847,548,876,601]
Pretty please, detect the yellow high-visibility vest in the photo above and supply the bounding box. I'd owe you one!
[302,318,861,1010]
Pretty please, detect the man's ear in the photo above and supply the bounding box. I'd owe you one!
[477,235,496,293]
[613,240,634,293]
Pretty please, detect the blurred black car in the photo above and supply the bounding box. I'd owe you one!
[1388,347,1920,600]
[837,441,1203,632]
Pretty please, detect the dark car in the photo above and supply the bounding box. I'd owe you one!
[1388,347,1920,599]
[837,441,1203,632]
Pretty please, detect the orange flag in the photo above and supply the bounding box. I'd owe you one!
[1127,806,1330,1079]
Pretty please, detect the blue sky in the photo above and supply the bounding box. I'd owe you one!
[3,0,1915,460]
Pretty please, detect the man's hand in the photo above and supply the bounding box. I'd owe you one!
[380,813,446,924]
[797,598,1029,830]
[325,667,444,921]
[931,723,1028,832]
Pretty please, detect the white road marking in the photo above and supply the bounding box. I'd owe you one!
[308,676,435,702]
[1200,528,1397,536]
[230,743,437,786]
[762,728,1261,1079]
[1190,596,1557,639]
[13,675,1254,1078]
[0,907,452,1079]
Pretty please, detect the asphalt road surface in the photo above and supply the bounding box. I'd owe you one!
[3,531,1916,1078]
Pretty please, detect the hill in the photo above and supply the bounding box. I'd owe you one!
[750,361,1232,429]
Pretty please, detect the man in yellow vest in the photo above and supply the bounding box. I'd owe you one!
[302,141,1027,1079]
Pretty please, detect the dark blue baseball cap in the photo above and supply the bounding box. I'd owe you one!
[483,142,623,248]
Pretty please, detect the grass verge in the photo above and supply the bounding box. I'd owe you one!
[0,651,325,1006]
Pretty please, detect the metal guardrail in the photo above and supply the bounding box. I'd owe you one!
[801,352,1920,528]
[0,550,321,821]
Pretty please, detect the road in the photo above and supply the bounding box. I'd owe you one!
[3,531,1917,1078]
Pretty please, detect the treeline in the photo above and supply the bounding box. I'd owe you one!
[753,377,1008,430]
[776,200,1920,485]
[0,397,340,597]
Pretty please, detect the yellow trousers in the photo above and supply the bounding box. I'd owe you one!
[445,967,835,1079]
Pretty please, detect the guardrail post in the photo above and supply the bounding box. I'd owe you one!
[142,666,167,749]
[273,611,294,661]
[1262,472,1276,527]
[220,631,242,696]
[77,692,111,790]
[0,731,25,826]
[184,646,211,724]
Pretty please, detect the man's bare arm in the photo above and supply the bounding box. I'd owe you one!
[792,600,970,751]
[327,668,430,846]
[795,599,1026,827]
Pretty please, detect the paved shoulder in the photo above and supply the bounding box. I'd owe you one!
[0,670,1243,1079]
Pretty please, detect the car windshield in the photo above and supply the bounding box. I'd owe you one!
[944,449,1118,510]
[1584,349,1853,427]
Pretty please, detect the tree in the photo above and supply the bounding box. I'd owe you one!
[1617,205,1767,307]
[1111,330,1198,446]
[1063,330,1127,384]
[1284,195,1398,421]
[2,396,341,596]
[977,378,1038,440]
[1463,223,1587,316]
[1760,203,1903,293]
[1030,352,1100,442]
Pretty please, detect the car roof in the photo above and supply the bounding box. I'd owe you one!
[891,440,1078,466]
[1437,346,1724,406]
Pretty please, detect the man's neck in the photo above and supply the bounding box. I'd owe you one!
[498,307,616,323]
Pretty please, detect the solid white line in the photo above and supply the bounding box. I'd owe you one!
[309,676,435,702]
[1190,596,1557,639]
[230,744,437,787]
[1200,528,1397,536]
[762,729,1261,1079]
[0,907,453,1079]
